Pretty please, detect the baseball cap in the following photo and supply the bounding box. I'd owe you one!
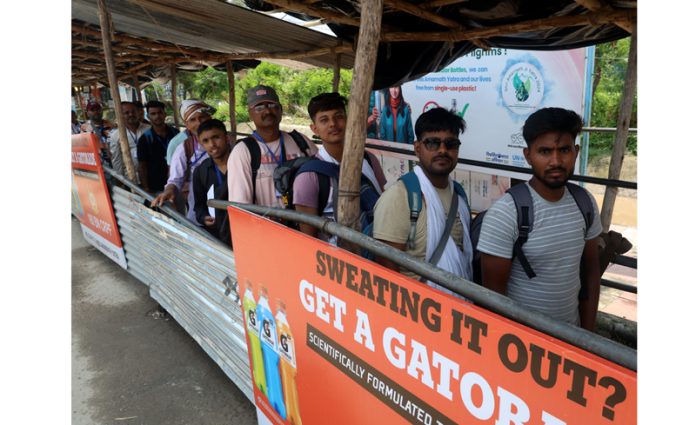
[247,85,280,108]
[180,99,215,122]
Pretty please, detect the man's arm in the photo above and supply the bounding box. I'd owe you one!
[151,143,187,207]
[294,205,319,237]
[375,240,407,272]
[480,253,512,295]
[579,237,601,331]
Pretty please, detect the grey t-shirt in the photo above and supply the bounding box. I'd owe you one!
[476,183,602,325]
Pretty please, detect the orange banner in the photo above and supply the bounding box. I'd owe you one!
[72,133,126,268]
[228,207,636,425]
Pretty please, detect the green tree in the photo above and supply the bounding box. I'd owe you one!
[589,37,637,159]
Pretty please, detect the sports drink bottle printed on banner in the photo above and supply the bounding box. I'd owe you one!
[230,207,636,425]
[244,281,268,396]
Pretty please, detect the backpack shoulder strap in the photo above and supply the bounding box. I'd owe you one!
[506,183,536,279]
[452,181,469,211]
[398,172,422,250]
[240,136,261,203]
[565,182,594,236]
[288,130,311,157]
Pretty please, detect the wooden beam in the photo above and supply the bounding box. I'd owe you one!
[97,0,137,181]
[337,0,383,247]
[226,61,237,137]
[260,0,361,27]
[381,9,636,42]
[423,0,467,7]
[600,34,636,232]
[384,0,460,29]
[208,44,353,63]
[171,64,180,128]
[574,0,634,33]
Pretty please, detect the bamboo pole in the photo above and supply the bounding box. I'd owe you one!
[97,0,137,181]
[336,0,383,251]
[171,64,180,128]
[332,53,341,92]
[600,34,637,232]
[226,61,237,137]
[133,76,142,103]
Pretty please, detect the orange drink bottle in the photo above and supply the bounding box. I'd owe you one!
[242,281,267,396]
[276,301,302,425]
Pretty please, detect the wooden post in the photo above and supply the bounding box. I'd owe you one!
[600,33,637,232]
[171,64,180,128]
[333,53,341,92]
[97,0,137,181]
[226,61,237,137]
[336,0,383,250]
[73,87,86,121]
[132,75,142,103]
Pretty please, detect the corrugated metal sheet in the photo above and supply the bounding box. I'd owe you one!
[72,0,355,70]
[111,186,253,401]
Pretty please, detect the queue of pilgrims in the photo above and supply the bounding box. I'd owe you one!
[74,85,603,331]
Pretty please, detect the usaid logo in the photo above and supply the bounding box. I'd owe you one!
[512,154,527,167]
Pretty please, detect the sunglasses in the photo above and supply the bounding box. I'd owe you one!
[420,137,461,151]
[252,102,280,113]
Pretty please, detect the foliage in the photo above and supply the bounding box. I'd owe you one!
[589,38,637,159]
[143,63,354,126]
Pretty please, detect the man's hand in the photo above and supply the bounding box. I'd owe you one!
[151,185,176,208]
[203,216,215,227]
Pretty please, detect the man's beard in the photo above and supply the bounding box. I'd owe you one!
[535,168,572,189]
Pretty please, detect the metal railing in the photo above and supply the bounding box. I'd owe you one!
[208,200,637,371]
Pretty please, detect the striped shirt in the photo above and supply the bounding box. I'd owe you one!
[477,183,601,324]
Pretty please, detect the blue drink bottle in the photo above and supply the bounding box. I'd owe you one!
[257,286,287,419]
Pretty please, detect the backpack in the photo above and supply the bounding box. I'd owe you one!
[362,171,469,256]
[469,182,595,284]
[240,130,311,204]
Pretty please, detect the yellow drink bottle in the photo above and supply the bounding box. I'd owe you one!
[242,281,267,396]
[276,301,302,425]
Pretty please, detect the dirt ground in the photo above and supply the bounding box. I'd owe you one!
[72,218,256,425]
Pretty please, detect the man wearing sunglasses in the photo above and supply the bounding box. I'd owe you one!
[228,85,317,208]
[373,107,473,295]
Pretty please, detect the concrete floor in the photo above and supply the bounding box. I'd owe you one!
[71,218,256,425]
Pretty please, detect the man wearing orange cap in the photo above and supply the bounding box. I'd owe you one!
[151,99,214,225]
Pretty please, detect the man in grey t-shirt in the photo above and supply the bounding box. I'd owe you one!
[477,107,602,330]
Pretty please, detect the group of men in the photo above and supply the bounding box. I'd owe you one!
[76,84,602,331]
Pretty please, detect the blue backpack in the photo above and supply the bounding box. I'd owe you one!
[294,155,381,234]
[362,172,469,259]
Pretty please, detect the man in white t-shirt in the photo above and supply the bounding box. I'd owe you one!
[227,85,317,208]
[477,107,602,330]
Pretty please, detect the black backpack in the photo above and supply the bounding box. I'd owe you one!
[240,130,311,204]
[470,182,594,284]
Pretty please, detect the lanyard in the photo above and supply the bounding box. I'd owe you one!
[212,163,224,187]
[187,132,205,167]
[126,128,138,144]
[252,131,285,166]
